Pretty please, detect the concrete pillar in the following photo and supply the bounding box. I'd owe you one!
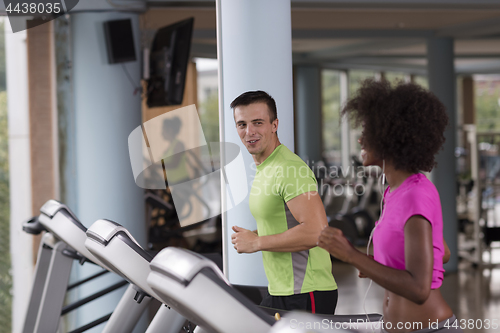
[427,37,458,272]
[295,66,323,165]
[217,0,294,286]
[55,15,77,211]
[6,18,34,333]
[462,76,475,125]
[26,19,58,260]
[68,12,146,331]
[461,76,475,170]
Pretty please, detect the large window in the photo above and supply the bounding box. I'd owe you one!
[322,69,426,166]
[474,75,500,132]
[195,58,219,144]
[321,70,341,166]
[414,75,428,89]
[349,70,376,96]
[348,70,378,162]
[384,71,408,85]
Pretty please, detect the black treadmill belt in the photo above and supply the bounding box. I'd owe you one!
[258,306,383,323]
[199,269,382,327]
[199,269,276,326]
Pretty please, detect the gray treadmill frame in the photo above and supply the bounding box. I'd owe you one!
[21,200,150,333]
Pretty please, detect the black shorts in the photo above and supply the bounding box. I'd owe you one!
[260,290,338,315]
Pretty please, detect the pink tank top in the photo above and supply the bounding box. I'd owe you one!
[373,173,445,289]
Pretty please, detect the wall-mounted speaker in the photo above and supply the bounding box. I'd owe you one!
[103,18,136,64]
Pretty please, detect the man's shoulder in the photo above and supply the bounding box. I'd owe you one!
[269,145,315,183]
[273,145,309,167]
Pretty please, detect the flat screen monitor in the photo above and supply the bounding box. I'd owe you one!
[147,18,194,107]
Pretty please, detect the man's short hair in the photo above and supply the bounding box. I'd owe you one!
[230,90,278,122]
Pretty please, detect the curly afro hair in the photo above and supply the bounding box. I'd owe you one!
[341,79,448,173]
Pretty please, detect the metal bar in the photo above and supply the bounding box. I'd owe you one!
[33,242,74,333]
[68,313,112,333]
[22,235,53,333]
[292,28,435,39]
[67,270,109,291]
[61,280,128,315]
[102,284,152,333]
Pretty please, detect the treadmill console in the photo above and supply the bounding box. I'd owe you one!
[86,219,141,247]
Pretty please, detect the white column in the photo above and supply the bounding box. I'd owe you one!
[217,0,294,286]
[5,19,34,333]
[427,37,458,272]
[70,12,146,331]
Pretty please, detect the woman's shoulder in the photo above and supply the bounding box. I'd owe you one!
[400,174,442,213]
[408,173,438,193]
[389,174,439,209]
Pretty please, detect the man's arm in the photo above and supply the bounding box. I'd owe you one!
[231,191,327,253]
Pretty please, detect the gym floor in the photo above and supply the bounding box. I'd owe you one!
[332,248,500,333]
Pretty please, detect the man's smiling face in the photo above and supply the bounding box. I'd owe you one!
[234,102,278,161]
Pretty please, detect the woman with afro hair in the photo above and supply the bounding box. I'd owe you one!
[318,79,462,332]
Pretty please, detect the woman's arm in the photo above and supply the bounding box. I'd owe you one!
[318,215,434,304]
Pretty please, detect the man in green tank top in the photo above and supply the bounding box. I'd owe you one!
[230,91,338,314]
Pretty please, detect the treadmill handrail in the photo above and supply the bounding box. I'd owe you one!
[22,216,47,235]
[150,247,229,286]
[86,219,141,247]
[198,268,277,327]
[40,199,80,223]
[58,210,87,232]
[115,233,154,262]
